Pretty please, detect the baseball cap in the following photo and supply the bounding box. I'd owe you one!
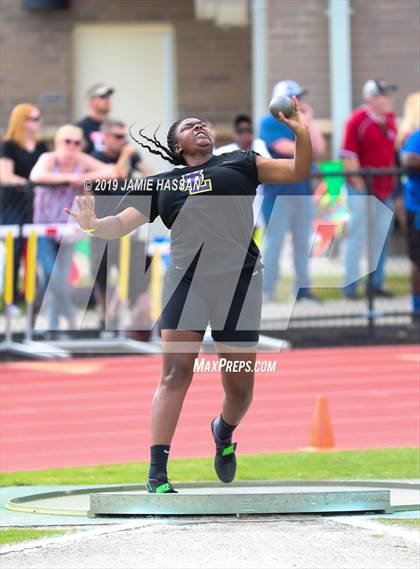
[362,79,397,100]
[87,83,115,99]
[272,80,308,99]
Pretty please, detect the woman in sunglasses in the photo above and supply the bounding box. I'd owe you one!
[0,103,47,312]
[30,124,115,331]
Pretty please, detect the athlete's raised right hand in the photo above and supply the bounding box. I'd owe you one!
[64,195,99,231]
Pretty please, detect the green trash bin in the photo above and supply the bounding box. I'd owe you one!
[319,161,345,205]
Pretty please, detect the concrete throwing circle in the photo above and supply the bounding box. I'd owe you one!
[6,480,419,519]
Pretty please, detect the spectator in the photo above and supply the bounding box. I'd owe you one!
[92,119,152,178]
[215,114,270,229]
[0,103,47,312]
[394,92,420,233]
[341,79,398,299]
[215,114,270,157]
[30,124,116,330]
[75,83,114,154]
[400,124,420,324]
[397,91,420,149]
[259,80,326,302]
[91,119,153,330]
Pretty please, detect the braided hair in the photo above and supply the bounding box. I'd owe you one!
[129,120,185,166]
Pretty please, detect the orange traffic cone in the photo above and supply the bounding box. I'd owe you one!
[304,395,336,451]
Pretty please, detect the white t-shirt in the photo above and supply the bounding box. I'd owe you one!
[214,138,270,227]
[214,138,271,159]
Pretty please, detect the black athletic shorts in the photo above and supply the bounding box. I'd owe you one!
[160,265,263,346]
[407,210,420,267]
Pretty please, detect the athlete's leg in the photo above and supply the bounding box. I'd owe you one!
[151,329,204,444]
[147,267,210,491]
[152,260,211,446]
[146,329,203,491]
[215,346,256,426]
[210,346,256,483]
[212,267,261,425]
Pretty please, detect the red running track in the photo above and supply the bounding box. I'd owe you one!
[1,345,419,472]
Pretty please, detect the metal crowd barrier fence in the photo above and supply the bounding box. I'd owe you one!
[307,165,410,333]
[0,224,66,358]
[0,222,163,358]
[0,222,285,356]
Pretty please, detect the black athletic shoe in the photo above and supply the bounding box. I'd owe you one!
[211,418,237,483]
[146,478,178,494]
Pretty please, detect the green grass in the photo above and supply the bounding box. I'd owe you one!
[0,529,76,546]
[1,448,418,487]
[0,450,417,547]
[0,272,410,315]
[274,273,409,301]
[378,519,420,530]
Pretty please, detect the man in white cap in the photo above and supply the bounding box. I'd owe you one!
[258,80,325,302]
[341,79,398,299]
[75,83,114,154]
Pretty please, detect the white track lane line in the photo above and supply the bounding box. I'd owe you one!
[0,519,162,556]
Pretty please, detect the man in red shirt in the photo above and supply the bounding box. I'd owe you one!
[341,79,397,299]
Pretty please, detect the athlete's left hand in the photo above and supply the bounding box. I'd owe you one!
[276,96,309,136]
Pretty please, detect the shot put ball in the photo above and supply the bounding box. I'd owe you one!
[269,95,294,119]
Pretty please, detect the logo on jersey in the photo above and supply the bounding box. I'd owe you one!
[181,170,213,194]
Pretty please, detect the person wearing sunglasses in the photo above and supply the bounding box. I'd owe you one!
[92,119,153,179]
[215,114,270,158]
[0,103,48,313]
[75,83,114,155]
[29,124,116,332]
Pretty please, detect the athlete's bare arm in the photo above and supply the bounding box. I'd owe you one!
[65,195,147,239]
[256,96,313,184]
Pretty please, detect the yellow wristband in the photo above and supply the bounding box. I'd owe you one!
[81,227,97,233]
